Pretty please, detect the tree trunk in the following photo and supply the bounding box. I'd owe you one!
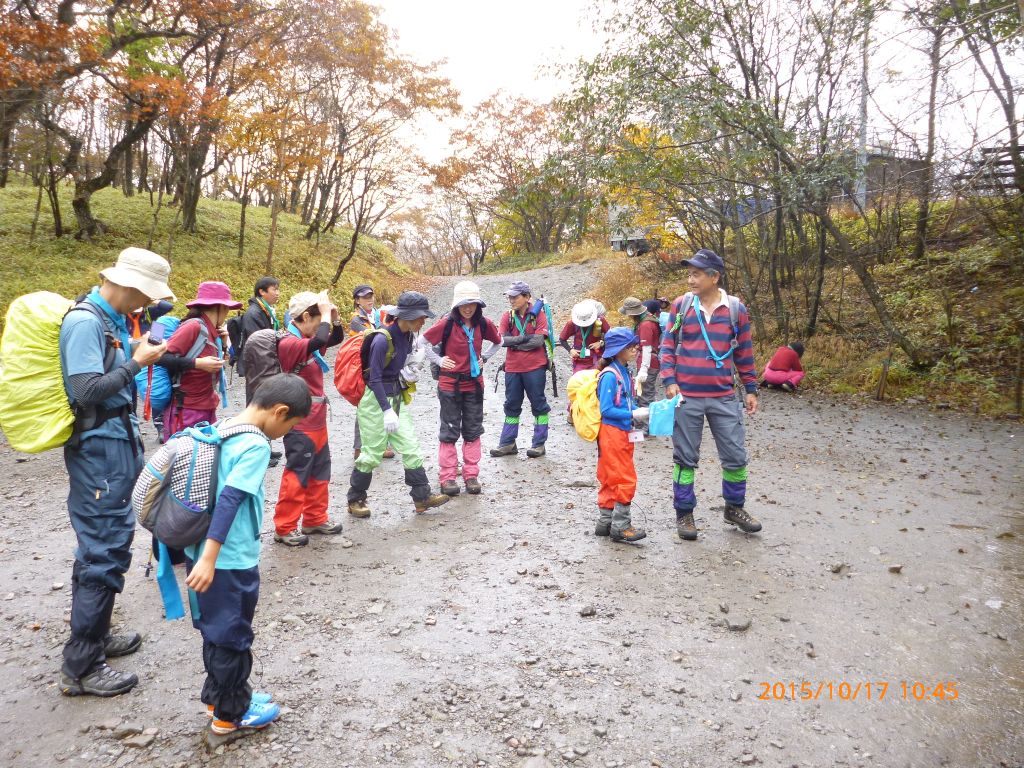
[804,218,828,338]
[0,130,9,188]
[121,119,135,196]
[330,218,364,286]
[914,24,942,261]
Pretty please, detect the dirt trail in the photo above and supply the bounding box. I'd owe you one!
[0,263,1021,768]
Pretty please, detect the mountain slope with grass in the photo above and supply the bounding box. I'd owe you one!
[0,178,411,329]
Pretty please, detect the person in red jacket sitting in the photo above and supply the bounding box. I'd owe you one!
[762,341,805,392]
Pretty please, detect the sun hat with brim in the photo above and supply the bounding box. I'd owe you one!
[619,297,646,316]
[352,284,374,300]
[681,248,725,273]
[451,281,486,310]
[394,291,435,321]
[571,299,599,327]
[602,327,640,359]
[287,291,321,320]
[99,247,176,302]
[186,281,242,310]
[504,281,531,298]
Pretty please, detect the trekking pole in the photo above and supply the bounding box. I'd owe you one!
[143,367,153,421]
[875,347,892,401]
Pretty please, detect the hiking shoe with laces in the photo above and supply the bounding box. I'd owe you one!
[526,445,546,458]
[208,691,273,718]
[103,631,142,658]
[610,525,647,543]
[383,447,396,459]
[440,480,461,496]
[301,519,344,535]
[677,512,698,541]
[60,664,138,697]
[781,382,795,393]
[489,443,517,457]
[273,530,309,547]
[464,477,482,495]
[724,504,762,533]
[415,493,451,513]
[594,522,611,537]
[210,700,281,735]
[347,500,371,518]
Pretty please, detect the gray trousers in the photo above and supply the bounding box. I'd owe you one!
[636,369,660,408]
[672,395,749,511]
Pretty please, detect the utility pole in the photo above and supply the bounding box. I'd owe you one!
[855,0,871,210]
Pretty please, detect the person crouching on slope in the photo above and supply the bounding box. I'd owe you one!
[347,291,451,517]
[594,327,649,544]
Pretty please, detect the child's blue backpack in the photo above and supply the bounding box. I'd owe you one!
[134,315,180,413]
[131,421,268,549]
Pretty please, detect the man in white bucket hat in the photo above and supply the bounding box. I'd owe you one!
[58,247,174,697]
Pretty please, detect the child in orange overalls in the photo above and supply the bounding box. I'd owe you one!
[594,327,648,543]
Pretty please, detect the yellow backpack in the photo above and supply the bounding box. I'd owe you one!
[567,369,601,441]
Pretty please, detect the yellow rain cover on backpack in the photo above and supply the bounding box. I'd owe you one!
[567,368,601,442]
[0,292,75,452]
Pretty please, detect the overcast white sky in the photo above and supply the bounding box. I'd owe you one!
[374,0,605,162]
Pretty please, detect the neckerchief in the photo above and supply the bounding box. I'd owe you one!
[692,296,734,368]
[257,298,280,331]
[461,322,480,377]
[288,322,329,372]
[87,288,130,364]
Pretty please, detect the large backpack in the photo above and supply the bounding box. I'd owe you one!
[241,328,305,404]
[0,292,122,453]
[333,327,394,406]
[165,318,214,407]
[132,421,268,549]
[134,315,181,415]
[566,366,627,442]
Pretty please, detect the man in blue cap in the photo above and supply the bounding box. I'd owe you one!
[660,249,762,541]
[491,281,552,458]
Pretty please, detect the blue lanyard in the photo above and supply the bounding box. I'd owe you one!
[215,336,229,408]
[461,322,480,377]
[288,322,329,372]
[692,296,733,369]
[87,288,131,362]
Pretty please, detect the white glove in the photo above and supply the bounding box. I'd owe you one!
[382,408,400,433]
[631,407,650,423]
[635,366,648,391]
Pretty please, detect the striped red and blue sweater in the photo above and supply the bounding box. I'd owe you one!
[659,291,758,397]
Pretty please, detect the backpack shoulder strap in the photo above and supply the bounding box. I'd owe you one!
[599,366,626,407]
[727,295,741,341]
[183,319,211,360]
[439,317,456,356]
[67,301,118,371]
[670,293,694,334]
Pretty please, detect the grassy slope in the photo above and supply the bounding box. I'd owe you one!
[0,178,412,329]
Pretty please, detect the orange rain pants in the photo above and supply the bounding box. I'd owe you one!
[596,423,637,508]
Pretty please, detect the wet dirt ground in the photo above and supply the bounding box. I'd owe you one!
[0,263,1021,768]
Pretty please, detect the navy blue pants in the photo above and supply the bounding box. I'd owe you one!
[188,564,259,723]
[62,436,142,679]
[500,367,551,447]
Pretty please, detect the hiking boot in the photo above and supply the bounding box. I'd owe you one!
[268,456,280,468]
[610,526,647,543]
[440,480,461,497]
[103,631,142,658]
[676,512,698,540]
[210,700,281,735]
[383,447,396,459]
[724,504,762,533]
[60,664,138,697]
[567,412,574,426]
[208,692,273,718]
[781,381,795,393]
[415,493,451,513]
[490,443,517,457]
[301,519,344,535]
[347,500,371,518]
[273,530,309,547]
[594,521,611,537]
[270,449,283,460]
[464,477,482,495]
[526,445,546,458]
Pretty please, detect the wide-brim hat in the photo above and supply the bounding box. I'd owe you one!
[602,327,640,358]
[681,248,726,273]
[99,247,176,302]
[452,280,486,310]
[395,291,435,321]
[186,281,242,310]
[571,299,599,327]
[619,296,646,316]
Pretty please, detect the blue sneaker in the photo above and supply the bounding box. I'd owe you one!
[207,691,273,719]
[210,700,280,734]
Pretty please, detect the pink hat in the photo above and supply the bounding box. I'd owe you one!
[186,281,242,310]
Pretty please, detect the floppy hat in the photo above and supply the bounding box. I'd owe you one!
[394,291,435,321]
[571,299,599,327]
[681,248,725,273]
[288,291,321,319]
[601,327,640,358]
[352,284,374,299]
[452,281,486,310]
[594,302,607,317]
[186,281,242,310]
[619,296,646,316]
[99,247,176,302]
[504,281,531,298]
[642,299,662,316]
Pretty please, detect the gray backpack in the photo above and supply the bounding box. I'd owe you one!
[241,329,305,404]
[132,422,268,549]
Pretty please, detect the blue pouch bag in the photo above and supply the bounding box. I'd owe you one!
[648,395,682,436]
